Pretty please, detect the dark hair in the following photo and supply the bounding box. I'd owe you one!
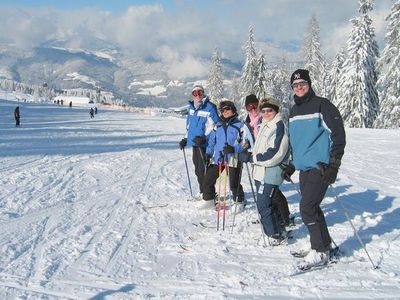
[245,94,258,106]
[219,100,237,113]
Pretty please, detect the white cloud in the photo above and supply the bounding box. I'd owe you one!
[167,56,209,79]
[105,5,164,52]
[326,22,352,59]
[371,6,391,45]
[156,46,209,79]
[0,7,55,48]
[0,1,393,71]
[324,3,391,59]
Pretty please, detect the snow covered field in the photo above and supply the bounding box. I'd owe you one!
[0,99,399,299]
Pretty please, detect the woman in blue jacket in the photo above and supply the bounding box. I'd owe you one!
[203,100,248,209]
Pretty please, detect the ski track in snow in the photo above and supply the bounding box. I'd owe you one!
[0,99,400,298]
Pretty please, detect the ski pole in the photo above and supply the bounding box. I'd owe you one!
[222,154,229,231]
[197,146,208,177]
[245,162,267,247]
[231,162,243,233]
[289,178,301,197]
[330,184,377,269]
[182,148,193,198]
[216,159,223,231]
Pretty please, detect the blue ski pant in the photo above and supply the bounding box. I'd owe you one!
[255,180,285,237]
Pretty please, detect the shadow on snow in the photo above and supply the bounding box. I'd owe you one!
[88,283,136,300]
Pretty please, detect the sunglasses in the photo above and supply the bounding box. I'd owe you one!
[219,106,233,113]
[246,103,258,111]
[291,81,308,89]
[261,108,274,114]
[192,90,203,97]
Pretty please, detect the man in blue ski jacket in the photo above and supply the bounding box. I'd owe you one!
[179,85,219,199]
[283,69,346,270]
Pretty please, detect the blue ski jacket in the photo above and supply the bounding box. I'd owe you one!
[185,96,219,148]
[288,88,346,171]
[206,115,246,167]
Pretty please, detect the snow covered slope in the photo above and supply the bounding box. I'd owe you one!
[0,99,399,299]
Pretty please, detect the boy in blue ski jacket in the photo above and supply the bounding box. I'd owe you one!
[202,100,249,208]
[179,85,219,198]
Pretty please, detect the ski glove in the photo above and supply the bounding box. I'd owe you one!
[179,138,187,150]
[318,162,339,185]
[282,163,295,182]
[193,136,206,146]
[255,153,264,161]
[239,150,252,163]
[249,153,253,163]
[223,144,235,155]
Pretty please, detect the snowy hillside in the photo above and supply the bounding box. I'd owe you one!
[0,99,399,299]
[0,45,240,108]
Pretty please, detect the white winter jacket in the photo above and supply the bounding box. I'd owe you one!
[252,113,289,183]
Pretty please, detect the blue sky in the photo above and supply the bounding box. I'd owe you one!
[0,0,163,12]
[0,1,393,79]
[0,0,213,12]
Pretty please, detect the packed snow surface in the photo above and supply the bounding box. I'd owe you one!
[0,99,399,299]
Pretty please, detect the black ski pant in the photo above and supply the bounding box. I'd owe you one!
[192,146,206,194]
[202,163,244,202]
[271,188,291,225]
[299,168,331,252]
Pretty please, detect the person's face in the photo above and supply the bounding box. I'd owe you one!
[260,107,277,121]
[246,103,259,117]
[291,79,309,98]
[220,106,234,118]
[192,89,204,103]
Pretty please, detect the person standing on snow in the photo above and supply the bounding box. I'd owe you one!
[251,98,290,245]
[283,69,346,270]
[244,94,293,228]
[203,100,248,210]
[90,107,95,118]
[179,85,219,200]
[244,94,261,141]
[14,106,20,127]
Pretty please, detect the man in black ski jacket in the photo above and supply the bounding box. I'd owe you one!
[283,69,346,270]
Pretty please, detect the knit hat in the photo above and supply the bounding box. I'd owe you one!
[192,84,204,93]
[259,97,280,113]
[290,69,311,86]
[219,100,237,113]
[245,94,258,106]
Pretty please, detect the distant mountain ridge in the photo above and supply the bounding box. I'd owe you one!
[0,44,241,108]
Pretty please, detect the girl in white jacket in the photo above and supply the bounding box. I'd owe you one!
[252,98,289,245]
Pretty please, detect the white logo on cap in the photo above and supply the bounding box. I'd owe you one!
[294,73,301,79]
